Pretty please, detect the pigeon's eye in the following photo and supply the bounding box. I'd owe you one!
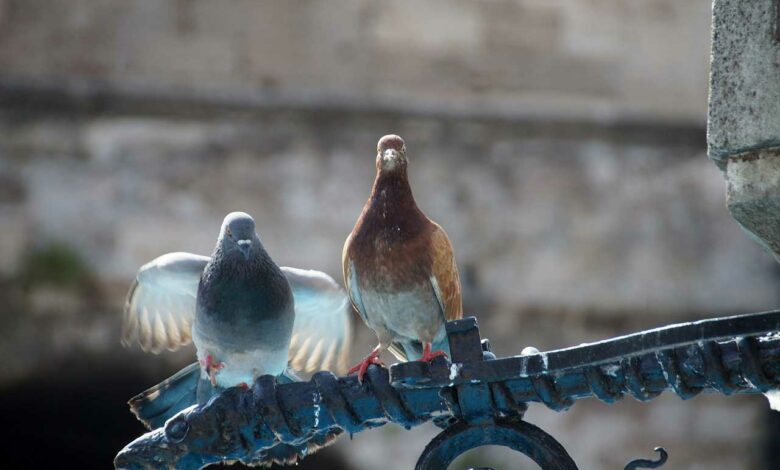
[226,227,232,237]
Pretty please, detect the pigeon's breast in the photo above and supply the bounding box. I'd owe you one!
[196,271,295,352]
[192,328,289,387]
[194,302,294,354]
[353,239,434,293]
[360,285,442,341]
[214,348,288,387]
[350,209,435,293]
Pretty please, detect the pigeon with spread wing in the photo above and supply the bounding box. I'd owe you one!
[343,135,463,381]
[122,212,351,431]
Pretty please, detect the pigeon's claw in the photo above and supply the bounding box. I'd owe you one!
[420,342,448,363]
[348,348,385,383]
[202,354,225,386]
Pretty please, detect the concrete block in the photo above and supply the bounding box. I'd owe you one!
[708,0,780,169]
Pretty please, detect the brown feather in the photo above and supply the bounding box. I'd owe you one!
[342,232,356,305]
[344,145,462,314]
[429,223,463,322]
[343,135,464,359]
[345,170,436,291]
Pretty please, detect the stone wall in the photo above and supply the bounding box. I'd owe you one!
[1,1,777,469]
[0,0,712,123]
[1,106,776,469]
[708,0,780,268]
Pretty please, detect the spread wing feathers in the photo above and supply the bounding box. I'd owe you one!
[121,252,208,354]
[123,253,352,373]
[429,224,463,322]
[283,267,352,375]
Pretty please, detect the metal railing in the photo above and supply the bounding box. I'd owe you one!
[115,310,780,469]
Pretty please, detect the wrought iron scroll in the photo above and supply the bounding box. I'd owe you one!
[623,448,668,470]
[415,418,577,470]
[115,310,780,469]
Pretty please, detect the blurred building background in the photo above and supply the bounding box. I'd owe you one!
[0,1,778,468]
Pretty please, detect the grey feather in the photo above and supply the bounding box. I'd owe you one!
[121,252,207,353]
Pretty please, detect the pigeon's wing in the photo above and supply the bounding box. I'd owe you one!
[341,235,369,323]
[429,224,463,322]
[121,252,208,354]
[283,267,352,375]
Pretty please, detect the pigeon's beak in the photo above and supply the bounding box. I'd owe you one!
[382,149,399,169]
[237,239,252,260]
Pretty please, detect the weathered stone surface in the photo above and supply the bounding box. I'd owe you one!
[0,1,771,468]
[1,106,771,470]
[1,110,774,318]
[708,0,780,269]
[726,147,780,260]
[0,0,712,123]
[708,0,780,168]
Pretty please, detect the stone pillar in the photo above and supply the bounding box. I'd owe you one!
[708,0,780,260]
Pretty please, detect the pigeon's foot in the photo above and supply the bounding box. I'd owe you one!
[420,342,448,363]
[236,382,249,390]
[202,354,225,386]
[348,348,385,383]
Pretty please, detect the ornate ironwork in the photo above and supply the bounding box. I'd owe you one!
[416,418,577,470]
[623,448,667,470]
[115,310,780,469]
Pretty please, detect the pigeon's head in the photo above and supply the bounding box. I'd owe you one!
[220,212,258,260]
[376,134,407,172]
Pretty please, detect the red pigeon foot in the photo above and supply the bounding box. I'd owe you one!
[420,342,448,363]
[202,354,225,386]
[236,383,249,390]
[348,349,385,383]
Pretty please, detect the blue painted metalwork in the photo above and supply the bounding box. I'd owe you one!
[416,418,577,469]
[623,448,668,470]
[115,310,780,469]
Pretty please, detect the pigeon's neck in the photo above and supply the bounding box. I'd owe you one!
[353,169,430,249]
[200,244,292,322]
[366,169,424,222]
[208,245,272,281]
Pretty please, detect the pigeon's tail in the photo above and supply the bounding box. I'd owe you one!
[279,368,302,383]
[387,341,411,362]
[129,365,302,430]
[129,362,203,430]
[388,334,451,362]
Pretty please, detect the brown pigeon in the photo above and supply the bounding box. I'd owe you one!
[342,134,463,381]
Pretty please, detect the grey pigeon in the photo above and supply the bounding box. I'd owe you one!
[121,212,351,430]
